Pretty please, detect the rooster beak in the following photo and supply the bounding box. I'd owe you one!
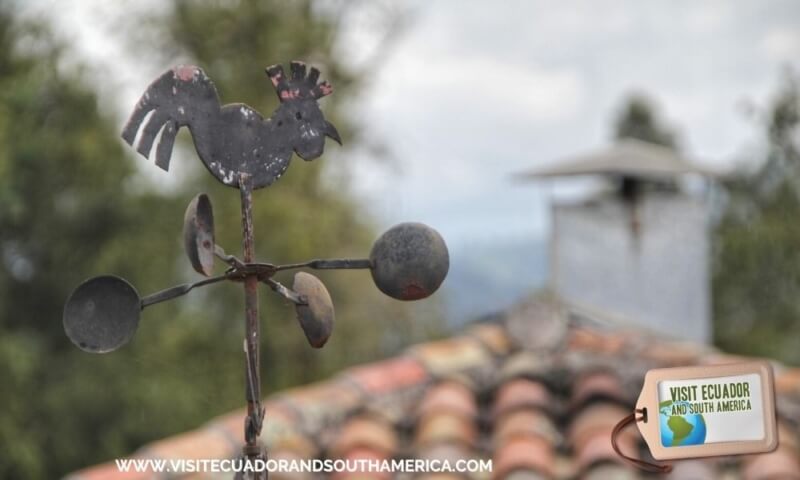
[324,121,342,145]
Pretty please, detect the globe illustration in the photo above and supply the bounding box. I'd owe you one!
[659,400,707,447]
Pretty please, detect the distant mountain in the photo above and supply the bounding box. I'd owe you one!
[440,236,548,326]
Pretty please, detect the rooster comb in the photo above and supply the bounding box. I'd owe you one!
[266,61,333,102]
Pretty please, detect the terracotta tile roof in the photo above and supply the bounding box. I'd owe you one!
[64,296,800,480]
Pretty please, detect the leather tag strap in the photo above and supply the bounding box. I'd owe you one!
[611,409,673,474]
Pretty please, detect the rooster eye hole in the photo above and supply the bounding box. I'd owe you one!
[277,120,283,127]
[295,112,302,120]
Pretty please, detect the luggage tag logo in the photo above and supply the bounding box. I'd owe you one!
[613,361,778,473]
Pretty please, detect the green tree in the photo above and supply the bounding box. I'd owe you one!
[713,72,800,365]
[0,4,190,476]
[0,1,441,478]
[613,93,678,148]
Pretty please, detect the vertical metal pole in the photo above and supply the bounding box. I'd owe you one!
[239,174,265,478]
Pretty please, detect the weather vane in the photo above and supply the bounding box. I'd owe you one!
[63,61,449,478]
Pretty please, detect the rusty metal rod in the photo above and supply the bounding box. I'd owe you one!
[262,278,307,305]
[275,258,372,271]
[140,273,234,308]
[239,175,264,468]
[214,244,247,270]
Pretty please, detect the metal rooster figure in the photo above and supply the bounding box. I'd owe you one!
[121,62,341,189]
[63,61,449,480]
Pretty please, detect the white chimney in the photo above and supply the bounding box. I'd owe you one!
[516,139,714,342]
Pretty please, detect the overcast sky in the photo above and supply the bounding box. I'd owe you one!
[26,0,800,251]
[347,0,800,247]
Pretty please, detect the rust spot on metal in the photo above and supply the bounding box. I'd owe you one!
[174,65,197,82]
[318,82,333,97]
[183,193,215,276]
[401,283,428,301]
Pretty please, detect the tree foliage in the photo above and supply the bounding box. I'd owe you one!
[613,93,678,149]
[0,1,440,478]
[713,72,800,365]
[0,5,188,477]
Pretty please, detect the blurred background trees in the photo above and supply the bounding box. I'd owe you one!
[0,4,185,476]
[713,71,800,365]
[613,93,678,149]
[0,0,441,477]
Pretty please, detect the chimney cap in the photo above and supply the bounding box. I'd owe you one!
[514,139,718,181]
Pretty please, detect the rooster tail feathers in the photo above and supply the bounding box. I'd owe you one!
[121,65,221,171]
